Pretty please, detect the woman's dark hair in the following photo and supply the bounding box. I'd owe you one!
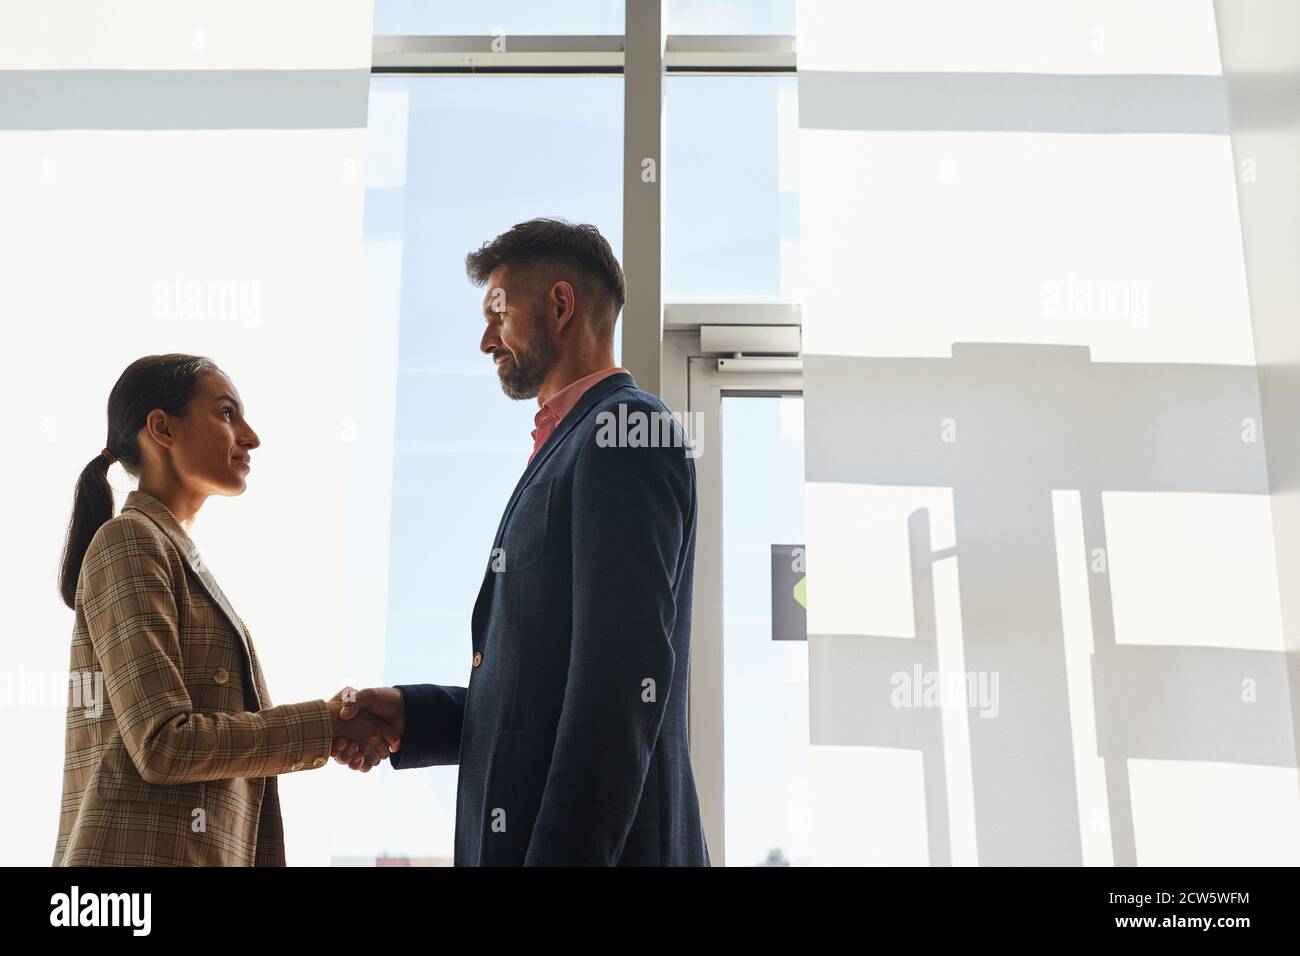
[58,354,222,608]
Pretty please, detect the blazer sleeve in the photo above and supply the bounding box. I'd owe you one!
[524,405,690,865]
[387,683,467,769]
[81,517,334,785]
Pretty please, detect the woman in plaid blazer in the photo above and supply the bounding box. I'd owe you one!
[53,354,399,866]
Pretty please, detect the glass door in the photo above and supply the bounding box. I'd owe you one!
[721,394,808,865]
[686,355,803,865]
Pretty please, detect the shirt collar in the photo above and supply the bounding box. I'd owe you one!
[536,366,629,427]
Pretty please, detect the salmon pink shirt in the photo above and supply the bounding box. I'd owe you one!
[529,367,629,464]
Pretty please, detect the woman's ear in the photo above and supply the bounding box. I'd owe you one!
[143,408,175,450]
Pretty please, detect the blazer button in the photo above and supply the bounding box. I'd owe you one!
[472,651,482,667]
[213,668,230,685]
[312,757,326,768]
[290,761,303,772]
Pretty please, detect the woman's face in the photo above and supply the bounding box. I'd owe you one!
[159,371,260,496]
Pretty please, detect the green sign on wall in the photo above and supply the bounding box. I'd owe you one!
[771,544,806,641]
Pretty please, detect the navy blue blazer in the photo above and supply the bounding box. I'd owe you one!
[390,371,710,866]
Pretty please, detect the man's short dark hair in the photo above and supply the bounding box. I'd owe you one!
[465,218,627,340]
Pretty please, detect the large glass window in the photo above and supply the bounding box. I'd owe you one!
[665,76,799,302]
[373,0,624,35]
[668,0,795,35]
[357,8,798,866]
[374,0,797,38]
[360,75,623,863]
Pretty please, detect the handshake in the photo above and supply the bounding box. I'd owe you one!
[326,686,406,772]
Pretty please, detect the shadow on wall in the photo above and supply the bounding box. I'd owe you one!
[804,343,1295,865]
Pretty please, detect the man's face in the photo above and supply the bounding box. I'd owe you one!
[480,265,560,400]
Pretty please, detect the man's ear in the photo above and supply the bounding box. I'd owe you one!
[143,408,175,450]
[550,279,577,333]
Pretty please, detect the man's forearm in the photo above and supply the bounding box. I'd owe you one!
[388,683,468,769]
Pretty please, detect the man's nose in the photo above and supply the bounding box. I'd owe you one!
[481,327,500,355]
[241,428,260,449]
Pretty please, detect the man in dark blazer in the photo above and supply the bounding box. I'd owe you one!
[334,218,710,866]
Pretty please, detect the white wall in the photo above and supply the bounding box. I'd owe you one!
[798,0,1298,865]
[1215,0,1300,791]
[0,1,387,866]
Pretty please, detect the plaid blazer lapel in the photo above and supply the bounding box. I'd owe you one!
[121,490,263,708]
[238,616,273,710]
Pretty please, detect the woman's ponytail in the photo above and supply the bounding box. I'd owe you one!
[57,354,221,610]
[58,452,117,608]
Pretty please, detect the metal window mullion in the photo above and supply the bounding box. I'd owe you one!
[622,1,665,396]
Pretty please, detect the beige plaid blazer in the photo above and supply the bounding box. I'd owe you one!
[53,490,334,866]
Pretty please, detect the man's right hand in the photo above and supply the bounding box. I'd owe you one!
[332,686,406,770]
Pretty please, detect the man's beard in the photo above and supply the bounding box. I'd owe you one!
[496,313,559,400]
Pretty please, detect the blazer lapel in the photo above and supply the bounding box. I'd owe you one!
[493,371,634,550]
[470,371,635,638]
[120,490,258,695]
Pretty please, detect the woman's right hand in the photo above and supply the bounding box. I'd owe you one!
[326,692,401,772]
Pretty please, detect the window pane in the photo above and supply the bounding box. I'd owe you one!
[722,395,808,865]
[668,0,795,35]
[361,75,623,863]
[374,0,624,35]
[665,76,799,302]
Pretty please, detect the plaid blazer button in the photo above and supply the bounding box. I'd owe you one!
[472,651,482,667]
[312,757,326,768]
[290,761,303,771]
[213,668,230,685]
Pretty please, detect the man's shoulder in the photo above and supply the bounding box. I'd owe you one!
[582,384,686,442]
[571,384,698,475]
[586,382,671,418]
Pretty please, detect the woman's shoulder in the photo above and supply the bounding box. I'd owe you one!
[83,509,179,572]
